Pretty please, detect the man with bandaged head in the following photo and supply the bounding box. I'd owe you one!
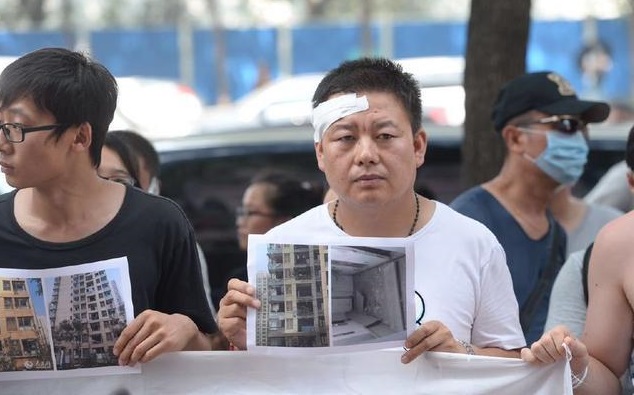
[217,57,525,362]
[450,72,610,345]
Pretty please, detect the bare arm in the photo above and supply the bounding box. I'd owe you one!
[521,325,620,394]
[475,346,520,358]
[582,215,634,382]
[522,213,634,394]
[400,320,519,364]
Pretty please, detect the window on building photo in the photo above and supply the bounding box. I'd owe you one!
[14,298,29,309]
[18,316,33,330]
[11,281,25,292]
[6,317,17,331]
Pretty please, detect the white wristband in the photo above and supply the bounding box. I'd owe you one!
[562,342,588,389]
[571,365,589,389]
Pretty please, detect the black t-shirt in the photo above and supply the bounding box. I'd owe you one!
[0,186,217,334]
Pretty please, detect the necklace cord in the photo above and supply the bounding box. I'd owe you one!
[332,193,420,236]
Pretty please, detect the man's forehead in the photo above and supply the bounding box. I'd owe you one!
[0,97,43,115]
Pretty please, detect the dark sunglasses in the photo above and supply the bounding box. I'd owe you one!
[519,115,585,134]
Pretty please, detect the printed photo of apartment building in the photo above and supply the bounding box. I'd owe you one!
[0,277,53,371]
[256,244,330,347]
[48,269,127,369]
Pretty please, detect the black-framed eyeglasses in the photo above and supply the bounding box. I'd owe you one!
[235,206,278,218]
[518,115,585,135]
[0,122,63,143]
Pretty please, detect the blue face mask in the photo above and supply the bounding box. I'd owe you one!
[524,130,589,185]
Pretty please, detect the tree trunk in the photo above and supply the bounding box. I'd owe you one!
[461,0,532,187]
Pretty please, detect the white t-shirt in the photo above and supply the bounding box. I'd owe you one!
[267,201,526,350]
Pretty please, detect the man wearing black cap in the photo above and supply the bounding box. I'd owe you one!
[451,71,610,344]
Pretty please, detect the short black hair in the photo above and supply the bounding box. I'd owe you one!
[250,170,323,218]
[627,124,634,171]
[109,130,160,178]
[312,57,422,133]
[103,132,141,187]
[0,48,117,167]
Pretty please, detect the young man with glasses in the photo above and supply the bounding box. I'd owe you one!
[0,48,226,366]
[450,71,610,344]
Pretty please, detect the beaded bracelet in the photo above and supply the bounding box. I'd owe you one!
[455,339,476,355]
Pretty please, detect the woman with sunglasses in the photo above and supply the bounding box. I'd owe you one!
[450,71,610,347]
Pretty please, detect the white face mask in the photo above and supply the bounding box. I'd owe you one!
[147,176,160,195]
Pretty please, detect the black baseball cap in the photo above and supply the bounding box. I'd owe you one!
[492,71,610,132]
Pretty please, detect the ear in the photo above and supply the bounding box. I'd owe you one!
[70,122,93,153]
[413,128,427,168]
[501,124,525,154]
[627,170,634,191]
[315,141,326,172]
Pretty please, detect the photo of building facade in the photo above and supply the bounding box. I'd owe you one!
[256,244,330,347]
[48,269,126,369]
[0,277,53,371]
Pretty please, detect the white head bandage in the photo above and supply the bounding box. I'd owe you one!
[311,93,369,142]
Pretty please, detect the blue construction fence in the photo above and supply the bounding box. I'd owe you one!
[0,18,630,105]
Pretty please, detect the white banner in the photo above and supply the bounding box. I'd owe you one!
[2,350,572,395]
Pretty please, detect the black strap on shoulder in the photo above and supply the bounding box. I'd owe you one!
[519,219,563,335]
[582,242,594,306]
